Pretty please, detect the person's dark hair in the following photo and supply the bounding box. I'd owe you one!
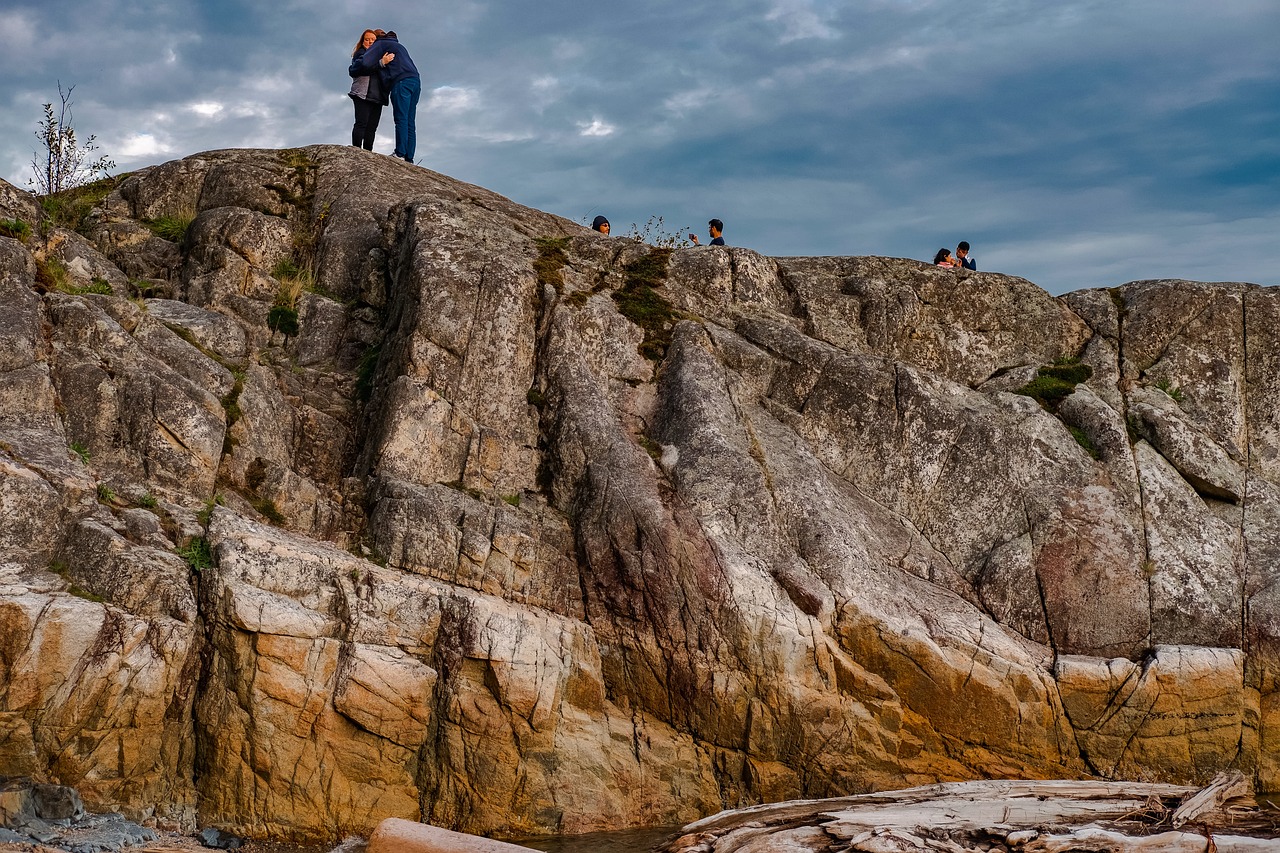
[708,219,724,232]
[385,30,397,38]
[933,248,952,265]
[591,215,609,232]
[957,241,970,252]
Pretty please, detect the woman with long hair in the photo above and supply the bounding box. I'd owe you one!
[348,29,388,150]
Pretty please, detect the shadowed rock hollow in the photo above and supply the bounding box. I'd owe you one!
[0,146,1276,843]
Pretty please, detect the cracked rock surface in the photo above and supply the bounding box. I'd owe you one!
[0,147,1277,843]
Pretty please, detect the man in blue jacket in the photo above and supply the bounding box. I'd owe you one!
[357,30,421,162]
[690,219,726,246]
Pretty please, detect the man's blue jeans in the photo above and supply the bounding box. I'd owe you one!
[389,76,421,162]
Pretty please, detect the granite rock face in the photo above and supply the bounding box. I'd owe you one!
[0,147,1276,842]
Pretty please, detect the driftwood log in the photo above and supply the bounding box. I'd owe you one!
[663,775,1280,852]
[1172,770,1251,827]
[365,817,537,853]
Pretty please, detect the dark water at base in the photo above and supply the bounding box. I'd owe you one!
[508,825,681,853]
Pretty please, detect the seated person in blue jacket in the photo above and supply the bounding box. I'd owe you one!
[690,219,725,246]
[354,30,421,162]
[955,241,976,270]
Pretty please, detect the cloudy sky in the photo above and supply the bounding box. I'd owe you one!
[2,0,1277,295]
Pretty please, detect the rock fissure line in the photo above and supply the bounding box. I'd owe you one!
[957,622,986,695]
[1237,292,1252,657]
[1109,685,1163,775]
[912,421,971,539]
[1133,293,1218,376]
[1022,498,1058,662]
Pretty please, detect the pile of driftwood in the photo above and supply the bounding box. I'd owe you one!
[663,772,1280,852]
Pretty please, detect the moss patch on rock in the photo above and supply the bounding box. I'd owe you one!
[612,248,682,361]
[533,237,570,294]
[1014,357,1093,413]
[267,304,299,337]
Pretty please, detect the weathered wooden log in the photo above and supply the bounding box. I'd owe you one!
[663,778,1280,852]
[1172,770,1251,827]
[681,779,1196,838]
[365,817,537,853]
[1021,826,1278,852]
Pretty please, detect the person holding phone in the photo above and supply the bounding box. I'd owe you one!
[690,219,725,246]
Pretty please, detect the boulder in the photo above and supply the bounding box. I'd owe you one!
[1055,647,1250,780]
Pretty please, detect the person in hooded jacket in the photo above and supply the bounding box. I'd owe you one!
[348,29,389,150]
[354,30,422,162]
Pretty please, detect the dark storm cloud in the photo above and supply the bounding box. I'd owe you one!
[1,0,1277,293]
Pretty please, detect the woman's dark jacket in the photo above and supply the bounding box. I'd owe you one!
[349,48,389,106]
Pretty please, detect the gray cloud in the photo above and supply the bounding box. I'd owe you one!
[2,0,1277,294]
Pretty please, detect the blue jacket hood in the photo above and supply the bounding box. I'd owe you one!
[356,34,420,88]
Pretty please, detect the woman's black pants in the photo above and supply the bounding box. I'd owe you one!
[352,99,383,150]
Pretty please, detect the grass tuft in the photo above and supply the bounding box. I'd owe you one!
[176,537,213,572]
[35,258,114,296]
[144,211,195,244]
[38,174,127,233]
[0,219,32,243]
[267,305,300,337]
[196,494,223,527]
[623,216,693,248]
[36,258,69,292]
[1153,378,1185,404]
[221,372,246,454]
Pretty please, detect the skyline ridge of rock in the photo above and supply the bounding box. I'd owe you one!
[0,145,1276,843]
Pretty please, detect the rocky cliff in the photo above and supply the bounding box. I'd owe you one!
[0,146,1275,843]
